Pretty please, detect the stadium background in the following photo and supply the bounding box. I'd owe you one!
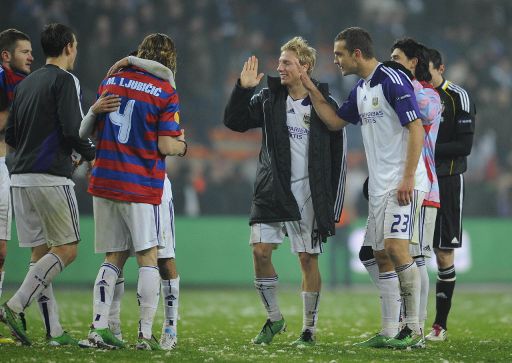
[1,0,511,286]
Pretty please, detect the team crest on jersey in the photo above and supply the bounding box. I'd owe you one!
[372,96,379,107]
[175,111,180,123]
[303,113,311,128]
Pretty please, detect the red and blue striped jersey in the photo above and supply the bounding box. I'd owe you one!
[88,66,181,204]
[0,64,26,110]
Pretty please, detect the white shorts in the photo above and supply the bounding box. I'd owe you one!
[0,158,12,241]
[363,189,425,251]
[250,178,322,254]
[93,196,160,254]
[157,177,175,259]
[12,185,81,247]
[410,205,437,258]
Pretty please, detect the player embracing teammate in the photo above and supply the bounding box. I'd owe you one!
[79,33,186,351]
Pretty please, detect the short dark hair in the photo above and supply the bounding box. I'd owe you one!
[40,23,75,58]
[0,28,31,54]
[334,27,374,59]
[391,37,431,82]
[428,48,443,70]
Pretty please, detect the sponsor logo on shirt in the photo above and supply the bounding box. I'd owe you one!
[360,110,384,125]
[287,125,309,139]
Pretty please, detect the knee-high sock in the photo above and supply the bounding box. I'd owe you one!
[8,253,63,313]
[378,271,401,337]
[361,258,379,286]
[415,257,429,333]
[396,261,421,335]
[161,276,180,335]
[254,276,282,322]
[108,276,125,335]
[138,266,160,339]
[302,291,320,334]
[434,265,456,330]
[92,262,120,329]
[29,262,64,338]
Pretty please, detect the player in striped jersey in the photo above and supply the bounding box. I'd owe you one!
[425,48,475,342]
[80,53,182,351]
[0,28,33,345]
[80,33,186,351]
[297,27,428,349]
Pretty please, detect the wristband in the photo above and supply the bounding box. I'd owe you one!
[177,140,187,157]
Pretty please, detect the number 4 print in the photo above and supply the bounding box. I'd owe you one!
[109,99,135,144]
[391,214,410,233]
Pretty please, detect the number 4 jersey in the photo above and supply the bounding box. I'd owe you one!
[88,66,181,205]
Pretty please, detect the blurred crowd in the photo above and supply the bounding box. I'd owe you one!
[2,0,511,216]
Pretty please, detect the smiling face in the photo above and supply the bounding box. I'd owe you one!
[333,40,358,76]
[6,39,33,74]
[277,50,305,87]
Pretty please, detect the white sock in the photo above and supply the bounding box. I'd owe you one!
[138,266,160,339]
[161,276,179,335]
[92,262,120,329]
[0,271,4,299]
[302,291,320,334]
[108,276,125,335]
[378,271,401,337]
[28,262,64,338]
[415,257,429,333]
[362,258,379,286]
[396,261,421,335]
[8,253,63,313]
[254,276,282,322]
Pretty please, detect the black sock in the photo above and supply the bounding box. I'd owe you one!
[434,265,456,330]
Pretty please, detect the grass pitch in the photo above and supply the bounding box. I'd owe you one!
[1,286,511,362]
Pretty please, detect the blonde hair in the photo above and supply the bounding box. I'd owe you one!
[137,33,177,74]
[281,36,316,75]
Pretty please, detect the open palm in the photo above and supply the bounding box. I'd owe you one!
[240,55,264,88]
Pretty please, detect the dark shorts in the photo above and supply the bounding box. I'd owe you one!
[434,174,464,249]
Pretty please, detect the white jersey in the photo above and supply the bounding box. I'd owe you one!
[337,63,428,196]
[286,95,310,182]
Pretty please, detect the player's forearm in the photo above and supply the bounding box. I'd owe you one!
[79,108,97,138]
[436,133,473,158]
[309,87,347,131]
[129,56,175,86]
[403,119,425,177]
[158,136,187,156]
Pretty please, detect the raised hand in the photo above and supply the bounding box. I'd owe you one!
[91,90,121,114]
[293,58,316,92]
[240,56,264,88]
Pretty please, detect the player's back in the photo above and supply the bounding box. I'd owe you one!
[6,64,92,177]
[89,66,181,205]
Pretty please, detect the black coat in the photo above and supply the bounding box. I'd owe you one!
[223,76,346,241]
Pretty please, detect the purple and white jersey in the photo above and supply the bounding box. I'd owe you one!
[413,79,442,207]
[337,63,428,196]
[286,95,310,182]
